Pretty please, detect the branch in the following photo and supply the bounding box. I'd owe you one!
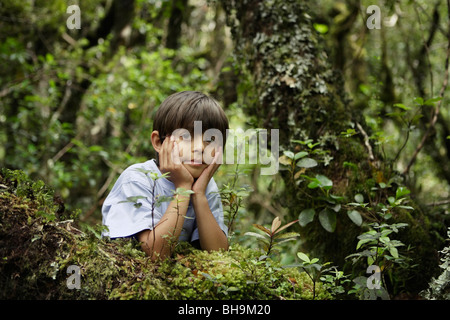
[403,0,450,175]
[356,122,375,162]
[426,199,450,207]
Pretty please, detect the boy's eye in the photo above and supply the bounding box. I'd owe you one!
[179,133,191,140]
[204,136,216,143]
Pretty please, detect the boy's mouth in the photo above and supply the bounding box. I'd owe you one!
[183,160,206,166]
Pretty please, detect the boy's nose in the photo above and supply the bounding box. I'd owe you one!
[192,135,205,152]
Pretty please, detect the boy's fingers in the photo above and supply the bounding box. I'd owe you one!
[172,142,182,165]
[205,146,222,175]
[211,146,223,165]
[160,135,174,169]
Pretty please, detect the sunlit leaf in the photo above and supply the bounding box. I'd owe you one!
[294,151,308,160]
[273,219,299,235]
[271,216,281,234]
[297,252,310,263]
[296,157,318,168]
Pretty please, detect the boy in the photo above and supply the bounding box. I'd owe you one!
[102,91,229,260]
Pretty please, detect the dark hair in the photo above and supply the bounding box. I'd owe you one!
[153,91,229,163]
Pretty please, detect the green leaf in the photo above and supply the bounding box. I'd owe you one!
[343,161,358,170]
[283,150,295,159]
[424,97,442,106]
[389,246,399,258]
[347,210,363,226]
[118,196,147,204]
[413,97,424,105]
[395,186,410,199]
[313,23,329,34]
[274,232,300,240]
[356,238,376,250]
[226,287,239,292]
[354,193,364,203]
[397,205,414,210]
[393,103,411,111]
[307,174,333,190]
[291,139,313,145]
[298,208,315,227]
[307,180,319,189]
[174,188,195,196]
[297,252,310,263]
[316,175,333,190]
[296,157,318,168]
[244,232,268,241]
[318,208,336,232]
[294,151,308,160]
[155,195,174,207]
[310,258,319,264]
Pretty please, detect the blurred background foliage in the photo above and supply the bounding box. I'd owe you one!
[1,0,450,297]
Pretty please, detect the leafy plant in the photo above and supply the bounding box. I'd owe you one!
[245,216,299,257]
[219,182,252,236]
[345,186,415,299]
[297,174,344,233]
[288,252,336,300]
[421,227,450,300]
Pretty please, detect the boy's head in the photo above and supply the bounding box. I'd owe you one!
[151,91,229,178]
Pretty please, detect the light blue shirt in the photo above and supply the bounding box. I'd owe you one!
[101,159,228,242]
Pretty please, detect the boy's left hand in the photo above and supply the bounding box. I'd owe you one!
[192,146,223,195]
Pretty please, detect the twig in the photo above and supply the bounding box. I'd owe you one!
[356,122,375,162]
[403,0,450,175]
[426,199,450,207]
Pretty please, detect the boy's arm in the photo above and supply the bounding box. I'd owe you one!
[137,192,190,261]
[138,136,193,261]
[191,146,228,251]
[191,193,228,251]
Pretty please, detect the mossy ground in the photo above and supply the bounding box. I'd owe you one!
[0,168,330,300]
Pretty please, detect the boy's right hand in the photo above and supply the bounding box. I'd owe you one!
[159,135,194,189]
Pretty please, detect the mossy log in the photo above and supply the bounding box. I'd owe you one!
[0,168,329,300]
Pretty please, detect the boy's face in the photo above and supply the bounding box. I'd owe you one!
[174,131,218,179]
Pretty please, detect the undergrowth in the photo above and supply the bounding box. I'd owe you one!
[0,168,329,300]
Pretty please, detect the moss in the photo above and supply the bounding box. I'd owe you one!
[0,168,330,300]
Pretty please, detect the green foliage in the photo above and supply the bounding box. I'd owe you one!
[421,227,450,300]
[218,162,253,237]
[0,0,221,218]
[1,0,449,301]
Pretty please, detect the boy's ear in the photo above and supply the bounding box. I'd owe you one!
[151,130,163,153]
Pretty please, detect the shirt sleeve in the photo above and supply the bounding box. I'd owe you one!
[102,179,162,238]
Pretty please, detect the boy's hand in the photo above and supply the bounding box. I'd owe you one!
[192,146,222,195]
[160,136,194,189]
